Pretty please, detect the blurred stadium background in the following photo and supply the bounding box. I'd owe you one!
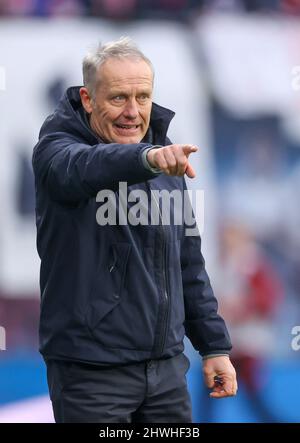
[1,0,300,423]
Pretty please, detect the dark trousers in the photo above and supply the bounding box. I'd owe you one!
[46,352,192,423]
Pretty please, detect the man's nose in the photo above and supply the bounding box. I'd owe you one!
[123,99,138,119]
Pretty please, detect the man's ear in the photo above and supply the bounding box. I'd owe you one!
[79,87,93,114]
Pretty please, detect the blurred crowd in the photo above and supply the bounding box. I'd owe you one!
[1,0,300,20]
[1,4,300,421]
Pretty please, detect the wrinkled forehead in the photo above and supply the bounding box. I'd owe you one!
[96,57,154,90]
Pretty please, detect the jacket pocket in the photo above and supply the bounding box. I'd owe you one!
[85,242,131,331]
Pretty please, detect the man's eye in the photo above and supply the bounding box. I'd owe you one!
[112,95,125,102]
[139,95,149,101]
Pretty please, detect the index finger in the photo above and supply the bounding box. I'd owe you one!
[182,145,198,156]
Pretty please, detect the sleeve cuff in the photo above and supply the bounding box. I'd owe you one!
[141,146,162,174]
[202,353,230,360]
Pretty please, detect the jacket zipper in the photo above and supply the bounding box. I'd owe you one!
[147,182,169,356]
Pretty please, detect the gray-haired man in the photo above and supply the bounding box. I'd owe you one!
[33,37,237,423]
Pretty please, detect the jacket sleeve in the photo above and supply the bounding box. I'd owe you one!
[32,132,160,203]
[180,178,232,357]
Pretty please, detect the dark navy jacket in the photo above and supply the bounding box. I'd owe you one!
[32,86,232,366]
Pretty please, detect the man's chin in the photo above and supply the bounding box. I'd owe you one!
[114,135,143,144]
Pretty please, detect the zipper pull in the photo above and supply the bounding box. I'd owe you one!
[109,249,117,272]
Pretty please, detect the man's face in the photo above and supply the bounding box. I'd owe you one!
[80,58,153,144]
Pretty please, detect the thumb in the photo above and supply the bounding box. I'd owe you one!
[185,163,196,178]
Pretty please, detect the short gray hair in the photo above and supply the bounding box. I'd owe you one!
[82,36,154,98]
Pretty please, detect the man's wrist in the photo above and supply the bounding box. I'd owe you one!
[202,353,230,361]
[142,146,162,173]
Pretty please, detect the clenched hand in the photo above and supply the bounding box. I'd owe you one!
[202,355,238,399]
[147,144,198,178]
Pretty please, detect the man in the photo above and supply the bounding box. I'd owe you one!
[32,37,237,423]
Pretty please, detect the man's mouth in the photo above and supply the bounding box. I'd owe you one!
[114,124,140,130]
